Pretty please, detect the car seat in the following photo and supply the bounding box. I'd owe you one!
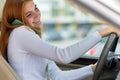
[0,54,19,80]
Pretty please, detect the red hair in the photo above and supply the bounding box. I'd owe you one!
[0,0,33,60]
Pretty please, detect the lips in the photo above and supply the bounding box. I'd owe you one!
[33,20,41,25]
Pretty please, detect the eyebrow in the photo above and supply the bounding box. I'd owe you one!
[35,4,37,8]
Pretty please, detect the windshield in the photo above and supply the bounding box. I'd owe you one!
[98,0,120,15]
[34,0,120,58]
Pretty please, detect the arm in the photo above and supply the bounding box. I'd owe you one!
[48,61,93,80]
[15,26,102,64]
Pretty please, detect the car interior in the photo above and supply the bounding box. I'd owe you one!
[0,54,20,80]
[65,0,120,80]
[0,0,120,80]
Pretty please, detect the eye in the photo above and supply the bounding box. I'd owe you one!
[26,13,32,17]
[35,5,39,11]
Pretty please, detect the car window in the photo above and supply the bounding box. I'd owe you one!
[98,0,120,14]
[35,0,120,58]
[0,0,5,22]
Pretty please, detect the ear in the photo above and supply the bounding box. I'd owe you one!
[11,19,23,25]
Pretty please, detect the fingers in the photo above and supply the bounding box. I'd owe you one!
[109,26,120,34]
[91,62,97,72]
[99,26,120,37]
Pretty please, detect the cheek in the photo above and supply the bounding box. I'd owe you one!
[26,18,34,26]
[25,17,42,29]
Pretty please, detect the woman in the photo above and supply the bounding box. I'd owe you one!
[0,0,120,80]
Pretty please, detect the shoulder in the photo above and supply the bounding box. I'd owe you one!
[12,25,35,36]
[13,26,32,33]
[10,25,37,40]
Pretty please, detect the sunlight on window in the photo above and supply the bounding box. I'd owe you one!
[99,0,120,14]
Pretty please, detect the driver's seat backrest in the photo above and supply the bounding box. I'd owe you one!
[0,54,20,80]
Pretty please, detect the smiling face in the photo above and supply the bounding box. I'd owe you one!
[23,0,42,30]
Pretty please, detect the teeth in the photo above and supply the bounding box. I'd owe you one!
[34,20,41,24]
[35,20,40,23]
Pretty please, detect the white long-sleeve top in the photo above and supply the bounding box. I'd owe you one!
[8,26,102,80]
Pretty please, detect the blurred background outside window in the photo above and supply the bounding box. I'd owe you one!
[35,0,120,58]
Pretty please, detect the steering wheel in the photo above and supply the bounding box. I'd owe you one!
[93,33,119,80]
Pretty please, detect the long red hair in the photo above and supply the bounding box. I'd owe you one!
[0,0,42,60]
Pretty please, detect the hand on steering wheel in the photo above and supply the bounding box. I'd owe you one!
[93,32,119,80]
